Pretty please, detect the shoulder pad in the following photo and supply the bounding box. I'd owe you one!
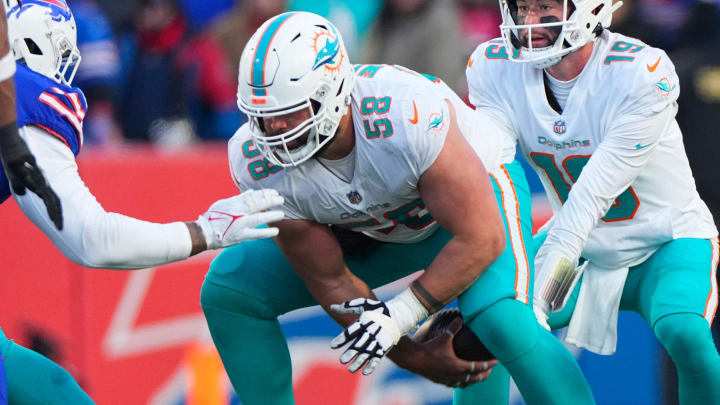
[15,63,87,155]
[599,37,678,116]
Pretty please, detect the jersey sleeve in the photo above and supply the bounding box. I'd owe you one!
[399,91,451,180]
[14,125,193,269]
[227,126,305,220]
[466,41,517,143]
[618,47,679,118]
[15,65,87,156]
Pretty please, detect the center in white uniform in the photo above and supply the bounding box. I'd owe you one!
[230,64,515,244]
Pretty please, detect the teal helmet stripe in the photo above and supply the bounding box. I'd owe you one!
[251,12,297,97]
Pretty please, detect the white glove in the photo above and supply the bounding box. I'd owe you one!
[196,189,284,249]
[330,289,429,375]
[330,298,402,375]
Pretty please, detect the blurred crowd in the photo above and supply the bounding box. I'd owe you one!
[70,0,717,147]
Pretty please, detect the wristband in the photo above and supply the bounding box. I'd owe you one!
[386,288,430,335]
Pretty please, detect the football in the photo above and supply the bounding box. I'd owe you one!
[413,308,495,361]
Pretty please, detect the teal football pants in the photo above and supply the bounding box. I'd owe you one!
[0,327,93,405]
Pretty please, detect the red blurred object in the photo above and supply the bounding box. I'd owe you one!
[0,144,235,404]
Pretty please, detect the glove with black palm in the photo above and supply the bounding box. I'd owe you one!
[0,123,63,230]
[330,289,429,375]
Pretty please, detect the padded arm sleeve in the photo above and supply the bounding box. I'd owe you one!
[13,125,193,269]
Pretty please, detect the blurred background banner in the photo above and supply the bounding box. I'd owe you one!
[1,0,718,403]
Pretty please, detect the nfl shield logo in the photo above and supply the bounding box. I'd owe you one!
[347,191,362,205]
[553,120,567,134]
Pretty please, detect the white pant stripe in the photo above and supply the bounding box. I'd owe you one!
[490,166,530,304]
[703,238,719,324]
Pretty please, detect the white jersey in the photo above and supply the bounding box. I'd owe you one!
[230,64,514,244]
[467,31,717,268]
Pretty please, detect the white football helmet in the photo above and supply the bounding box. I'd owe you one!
[5,0,81,85]
[498,0,623,68]
[237,11,355,167]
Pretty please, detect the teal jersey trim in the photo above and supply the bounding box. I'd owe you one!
[251,13,296,96]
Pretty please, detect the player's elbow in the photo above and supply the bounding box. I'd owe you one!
[473,221,506,266]
[485,223,506,263]
[76,214,132,269]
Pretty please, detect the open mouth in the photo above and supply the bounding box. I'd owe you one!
[529,34,552,48]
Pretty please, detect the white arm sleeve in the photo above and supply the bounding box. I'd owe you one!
[540,105,676,260]
[14,125,193,269]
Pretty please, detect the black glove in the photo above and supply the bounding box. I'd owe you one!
[0,122,63,230]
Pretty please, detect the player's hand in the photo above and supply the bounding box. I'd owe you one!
[196,189,284,249]
[330,298,404,375]
[535,253,585,313]
[533,300,551,331]
[0,129,63,230]
[394,318,496,388]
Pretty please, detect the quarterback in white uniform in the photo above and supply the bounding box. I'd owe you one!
[466,0,720,403]
[201,11,595,405]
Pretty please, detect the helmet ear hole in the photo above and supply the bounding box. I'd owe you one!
[24,39,42,55]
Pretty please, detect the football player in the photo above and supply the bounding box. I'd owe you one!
[466,0,719,403]
[0,1,283,403]
[200,11,595,405]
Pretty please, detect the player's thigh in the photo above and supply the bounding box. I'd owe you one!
[0,327,93,405]
[204,238,317,316]
[622,238,719,328]
[459,161,534,320]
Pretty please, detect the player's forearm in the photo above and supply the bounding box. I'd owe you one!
[413,232,505,313]
[78,214,193,269]
[303,269,376,327]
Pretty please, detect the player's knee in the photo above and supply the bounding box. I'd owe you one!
[466,299,539,362]
[654,313,717,371]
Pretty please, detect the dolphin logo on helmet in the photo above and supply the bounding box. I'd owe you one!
[312,25,341,71]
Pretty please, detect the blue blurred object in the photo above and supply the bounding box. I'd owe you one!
[180,0,236,31]
[72,0,120,87]
[577,311,663,405]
